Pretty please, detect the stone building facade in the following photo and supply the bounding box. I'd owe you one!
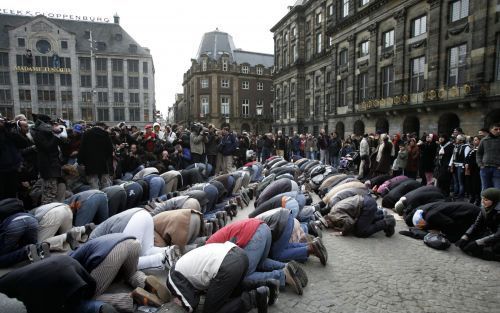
[0,13,155,125]
[178,30,274,134]
[272,0,500,138]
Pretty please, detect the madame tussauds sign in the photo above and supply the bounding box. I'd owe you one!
[0,9,111,23]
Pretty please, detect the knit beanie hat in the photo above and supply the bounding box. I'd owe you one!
[481,188,500,208]
[394,197,407,215]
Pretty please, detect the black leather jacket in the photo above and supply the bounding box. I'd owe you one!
[466,203,500,246]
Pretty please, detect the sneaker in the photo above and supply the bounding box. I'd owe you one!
[287,260,308,287]
[255,286,269,313]
[235,196,244,209]
[264,279,280,305]
[284,263,303,295]
[145,275,171,302]
[215,211,228,227]
[162,245,181,270]
[308,220,323,238]
[131,287,164,307]
[384,216,396,237]
[311,237,328,266]
[26,244,41,263]
[37,242,51,259]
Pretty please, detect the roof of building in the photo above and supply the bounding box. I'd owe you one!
[196,29,273,67]
[0,14,151,56]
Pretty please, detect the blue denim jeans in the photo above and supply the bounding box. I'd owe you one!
[244,224,286,286]
[270,215,308,262]
[330,155,340,168]
[143,175,165,200]
[122,165,145,181]
[306,151,316,160]
[453,166,465,198]
[65,191,109,226]
[122,182,143,210]
[480,166,500,191]
[0,213,38,267]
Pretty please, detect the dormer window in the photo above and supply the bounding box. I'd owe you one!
[241,65,249,74]
[222,59,228,71]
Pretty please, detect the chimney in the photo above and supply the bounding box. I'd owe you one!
[113,13,120,24]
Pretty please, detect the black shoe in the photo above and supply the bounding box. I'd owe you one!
[308,221,322,238]
[36,242,50,259]
[205,222,213,237]
[314,211,329,228]
[384,216,396,237]
[311,237,328,266]
[287,260,308,287]
[284,262,303,295]
[247,188,254,200]
[26,244,41,263]
[242,279,280,306]
[255,286,269,313]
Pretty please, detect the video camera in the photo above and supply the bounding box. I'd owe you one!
[191,123,208,136]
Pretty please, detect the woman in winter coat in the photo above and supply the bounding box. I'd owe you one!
[456,188,500,261]
[372,134,393,177]
[405,138,420,179]
[465,136,482,206]
[420,134,438,185]
[435,135,454,197]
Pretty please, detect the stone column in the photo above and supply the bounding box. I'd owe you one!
[393,8,406,96]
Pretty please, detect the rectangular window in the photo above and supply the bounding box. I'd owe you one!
[411,56,426,93]
[326,71,332,83]
[201,97,209,115]
[306,40,312,61]
[242,81,249,89]
[257,82,264,91]
[314,96,321,116]
[80,75,91,87]
[127,60,139,73]
[316,33,322,53]
[222,59,228,71]
[18,38,25,47]
[96,58,107,72]
[315,75,321,87]
[16,72,29,85]
[383,30,394,48]
[60,57,71,69]
[359,41,369,57]
[60,74,71,86]
[306,79,311,90]
[257,67,263,75]
[16,55,30,67]
[412,15,427,37]
[113,76,124,88]
[129,93,139,103]
[360,0,370,6]
[381,65,394,97]
[450,0,469,22]
[325,93,331,112]
[305,98,311,117]
[96,75,107,88]
[19,89,31,101]
[81,108,93,121]
[292,44,298,62]
[81,92,92,103]
[327,4,333,16]
[61,90,73,102]
[292,27,297,37]
[241,66,249,74]
[448,44,467,86]
[97,92,108,103]
[37,90,56,101]
[0,72,10,85]
[202,59,207,71]
[358,72,368,102]
[339,49,348,66]
[283,50,288,66]
[0,53,8,67]
[113,108,125,121]
[61,40,68,49]
[290,100,295,118]
[144,93,149,104]
[0,89,12,102]
[79,57,91,71]
[144,109,149,122]
[316,12,322,24]
[221,79,230,88]
[114,92,124,103]
[201,78,208,88]
[143,77,149,89]
[343,0,350,17]
[98,108,109,121]
[143,62,148,73]
[36,73,55,86]
[112,59,123,72]
[242,99,249,117]
[128,77,139,89]
[129,108,140,121]
[339,79,347,106]
[221,96,230,116]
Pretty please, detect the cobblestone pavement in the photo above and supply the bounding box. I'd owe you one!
[2,197,500,313]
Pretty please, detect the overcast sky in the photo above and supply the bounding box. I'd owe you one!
[2,0,294,114]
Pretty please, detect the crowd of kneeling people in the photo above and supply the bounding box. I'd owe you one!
[0,153,499,313]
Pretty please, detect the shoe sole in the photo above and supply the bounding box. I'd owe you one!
[313,239,327,266]
[284,264,303,295]
[145,276,171,302]
[39,242,51,259]
[287,260,308,287]
[27,244,41,263]
[131,287,163,307]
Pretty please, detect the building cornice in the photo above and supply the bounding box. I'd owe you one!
[326,0,389,36]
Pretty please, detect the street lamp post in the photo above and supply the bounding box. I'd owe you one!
[256,107,262,135]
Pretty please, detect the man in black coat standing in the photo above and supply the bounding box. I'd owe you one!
[78,122,114,190]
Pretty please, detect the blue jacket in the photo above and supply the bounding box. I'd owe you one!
[219,133,238,156]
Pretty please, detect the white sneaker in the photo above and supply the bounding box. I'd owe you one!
[162,245,181,270]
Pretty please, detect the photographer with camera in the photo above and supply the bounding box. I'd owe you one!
[190,123,208,164]
[206,124,219,176]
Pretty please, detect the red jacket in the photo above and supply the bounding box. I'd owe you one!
[206,218,264,248]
